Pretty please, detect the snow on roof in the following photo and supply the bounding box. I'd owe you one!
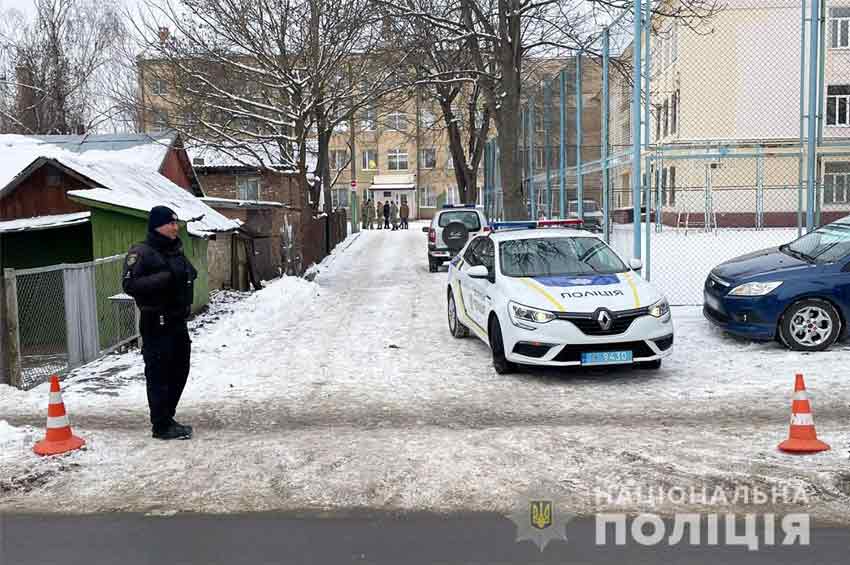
[0,132,176,175]
[0,212,91,234]
[201,196,285,208]
[61,156,239,237]
[0,133,237,238]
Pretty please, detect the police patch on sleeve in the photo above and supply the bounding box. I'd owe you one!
[127,253,138,266]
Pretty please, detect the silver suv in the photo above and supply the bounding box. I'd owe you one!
[422,205,489,272]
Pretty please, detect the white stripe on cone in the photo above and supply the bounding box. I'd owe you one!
[46,415,70,429]
[49,392,64,404]
[792,391,809,401]
[790,413,814,426]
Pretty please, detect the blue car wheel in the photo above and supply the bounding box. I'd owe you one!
[778,298,842,352]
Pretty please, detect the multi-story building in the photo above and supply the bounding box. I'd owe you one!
[609,0,850,227]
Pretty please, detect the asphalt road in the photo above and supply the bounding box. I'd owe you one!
[2,512,849,565]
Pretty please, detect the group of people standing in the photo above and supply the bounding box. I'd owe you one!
[361,197,409,230]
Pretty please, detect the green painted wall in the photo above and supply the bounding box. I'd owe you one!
[0,223,93,270]
[90,208,209,312]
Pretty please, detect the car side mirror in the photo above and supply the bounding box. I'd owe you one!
[629,258,643,271]
[421,226,430,233]
[467,265,489,279]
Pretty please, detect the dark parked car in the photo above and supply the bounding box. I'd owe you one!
[704,216,850,351]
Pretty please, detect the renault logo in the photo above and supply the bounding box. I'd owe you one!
[596,309,613,331]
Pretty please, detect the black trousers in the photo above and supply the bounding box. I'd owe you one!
[142,323,191,432]
[384,217,390,229]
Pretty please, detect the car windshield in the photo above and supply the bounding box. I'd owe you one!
[499,237,628,277]
[438,211,481,230]
[782,219,850,263]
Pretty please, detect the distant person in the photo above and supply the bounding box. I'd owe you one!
[122,206,197,441]
[383,200,391,229]
[376,201,383,229]
[400,201,410,229]
[361,196,369,230]
[390,200,400,231]
[365,198,374,229]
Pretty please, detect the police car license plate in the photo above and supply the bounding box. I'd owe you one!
[581,351,633,365]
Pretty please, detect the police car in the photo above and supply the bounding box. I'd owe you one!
[423,204,489,272]
[445,220,674,373]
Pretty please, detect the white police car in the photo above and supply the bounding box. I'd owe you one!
[445,220,674,373]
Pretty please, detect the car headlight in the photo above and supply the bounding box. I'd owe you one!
[648,299,670,318]
[729,281,783,296]
[508,301,555,329]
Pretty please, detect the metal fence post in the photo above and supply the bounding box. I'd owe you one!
[805,0,821,232]
[527,101,536,219]
[559,69,567,220]
[3,268,22,389]
[632,0,644,259]
[576,53,584,221]
[798,0,807,238]
[602,29,610,243]
[543,79,553,218]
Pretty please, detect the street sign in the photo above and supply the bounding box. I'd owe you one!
[351,180,357,188]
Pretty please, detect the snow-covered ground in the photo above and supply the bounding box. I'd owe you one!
[1,224,849,522]
[610,223,801,305]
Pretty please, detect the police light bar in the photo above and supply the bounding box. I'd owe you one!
[489,219,584,231]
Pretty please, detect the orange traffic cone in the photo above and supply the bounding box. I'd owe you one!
[778,374,830,454]
[33,375,86,456]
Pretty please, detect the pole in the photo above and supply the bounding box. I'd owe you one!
[632,0,643,258]
[644,0,652,279]
[544,79,553,218]
[816,0,827,226]
[576,53,584,221]
[602,29,610,243]
[805,0,820,232]
[798,0,807,238]
[528,99,537,219]
[559,69,567,219]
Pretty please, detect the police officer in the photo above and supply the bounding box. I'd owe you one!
[123,206,198,440]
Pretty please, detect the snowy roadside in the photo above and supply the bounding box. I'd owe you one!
[1,226,849,523]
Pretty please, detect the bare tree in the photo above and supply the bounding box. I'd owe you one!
[0,0,125,134]
[385,0,720,219]
[133,0,410,213]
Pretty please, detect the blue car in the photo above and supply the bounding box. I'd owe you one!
[704,216,850,351]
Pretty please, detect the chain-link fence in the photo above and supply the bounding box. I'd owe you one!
[2,254,139,390]
[483,0,850,305]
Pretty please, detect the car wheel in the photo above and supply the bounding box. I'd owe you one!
[428,259,438,273]
[636,359,662,370]
[447,290,469,338]
[489,316,516,374]
[779,298,841,351]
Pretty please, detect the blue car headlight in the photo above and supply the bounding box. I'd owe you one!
[729,281,783,296]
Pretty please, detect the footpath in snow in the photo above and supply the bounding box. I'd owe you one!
[1,224,849,523]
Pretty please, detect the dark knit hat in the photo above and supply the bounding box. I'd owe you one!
[148,205,178,231]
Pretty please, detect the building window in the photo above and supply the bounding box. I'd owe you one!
[387,148,408,170]
[362,149,377,170]
[445,186,461,205]
[662,98,669,137]
[331,186,350,209]
[824,162,850,204]
[387,110,407,131]
[420,108,437,128]
[237,177,261,201]
[534,147,545,170]
[420,148,437,169]
[151,78,168,96]
[446,153,455,169]
[420,185,437,208]
[151,110,169,133]
[330,149,349,170]
[827,85,850,126]
[671,22,679,62]
[831,8,850,48]
[361,105,377,131]
[534,108,544,132]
